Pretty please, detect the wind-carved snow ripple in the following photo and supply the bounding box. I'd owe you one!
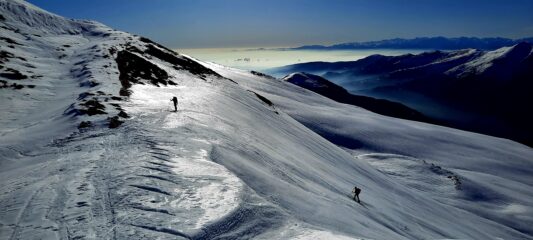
[132,84,244,230]
[169,148,242,230]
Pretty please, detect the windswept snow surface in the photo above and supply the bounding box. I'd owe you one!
[200,61,533,239]
[0,1,359,239]
[1,1,533,239]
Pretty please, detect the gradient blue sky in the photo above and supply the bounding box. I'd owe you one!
[27,0,533,49]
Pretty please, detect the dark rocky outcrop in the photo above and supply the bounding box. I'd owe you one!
[143,44,221,79]
[0,37,21,45]
[0,68,28,80]
[79,98,106,116]
[251,70,275,79]
[252,92,273,107]
[115,50,169,94]
[108,116,123,128]
[117,110,129,118]
[78,121,92,129]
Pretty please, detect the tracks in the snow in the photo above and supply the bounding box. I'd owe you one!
[1,91,285,239]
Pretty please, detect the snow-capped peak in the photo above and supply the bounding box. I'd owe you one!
[0,0,90,34]
[446,42,533,76]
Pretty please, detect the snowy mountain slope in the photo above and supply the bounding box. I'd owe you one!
[0,1,390,239]
[0,0,221,164]
[267,49,482,82]
[267,44,533,147]
[0,0,135,162]
[1,1,533,240]
[200,61,533,238]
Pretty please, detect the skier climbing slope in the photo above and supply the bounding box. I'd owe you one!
[171,96,178,112]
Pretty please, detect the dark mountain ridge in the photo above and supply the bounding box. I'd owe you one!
[282,72,433,123]
[292,36,533,50]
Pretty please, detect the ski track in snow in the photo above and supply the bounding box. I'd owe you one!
[1,81,349,239]
[1,88,240,239]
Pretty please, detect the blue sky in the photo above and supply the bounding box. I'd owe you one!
[27,0,533,49]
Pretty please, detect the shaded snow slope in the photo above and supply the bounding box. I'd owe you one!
[281,72,432,123]
[2,1,533,240]
[267,44,533,147]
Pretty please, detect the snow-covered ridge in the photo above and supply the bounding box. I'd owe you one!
[1,1,533,240]
[1,0,224,149]
[282,72,333,89]
[271,42,533,79]
[446,42,533,76]
[0,0,90,34]
[446,46,512,74]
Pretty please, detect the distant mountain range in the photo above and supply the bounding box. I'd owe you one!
[268,42,533,146]
[289,37,533,50]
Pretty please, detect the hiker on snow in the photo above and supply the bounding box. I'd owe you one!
[352,186,361,203]
[171,96,178,112]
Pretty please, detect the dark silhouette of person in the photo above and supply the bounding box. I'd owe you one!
[171,96,178,112]
[352,186,361,203]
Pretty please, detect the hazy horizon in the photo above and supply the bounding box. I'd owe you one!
[179,48,427,71]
